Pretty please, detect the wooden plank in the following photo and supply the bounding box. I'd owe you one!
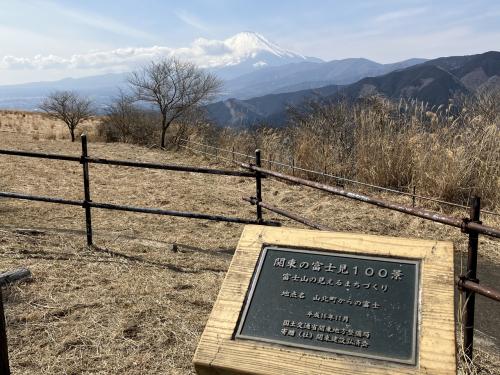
[0,268,31,286]
[193,226,456,374]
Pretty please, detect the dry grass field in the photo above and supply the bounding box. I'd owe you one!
[0,110,102,141]
[0,114,499,374]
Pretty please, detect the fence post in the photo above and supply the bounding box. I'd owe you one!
[81,135,93,247]
[463,196,481,361]
[292,158,295,176]
[255,149,263,224]
[412,186,416,207]
[232,146,235,162]
[0,288,10,375]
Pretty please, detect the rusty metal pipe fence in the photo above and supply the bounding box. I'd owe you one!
[0,137,279,370]
[0,141,499,367]
[237,150,500,364]
[179,138,500,217]
[239,162,500,238]
[0,135,279,250]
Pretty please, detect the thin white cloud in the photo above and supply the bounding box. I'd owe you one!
[1,46,172,70]
[374,7,427,23]
[0,32,303,72]
[174,9,208,31]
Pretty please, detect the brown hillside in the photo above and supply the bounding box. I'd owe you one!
[0,131,498,374]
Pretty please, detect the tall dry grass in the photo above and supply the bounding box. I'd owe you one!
[0,109,102,141]
[187,93,499,210]
[91,89,500,209]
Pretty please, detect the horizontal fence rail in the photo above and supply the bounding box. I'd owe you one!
[457,277,500,302]
[0,148,259,178]
[0,149,81,162]
[179,138,500,217]
[0,135,279,249]
[243,196,332,231]
[240,163,500,239]
[86,157,259,177]
[0,191,279,226]
[0,191,83,206]
[89,201,279,226]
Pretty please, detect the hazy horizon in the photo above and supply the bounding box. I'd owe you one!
[1,0,499,85]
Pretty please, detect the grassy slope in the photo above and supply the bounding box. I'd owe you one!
[0,131,498,374]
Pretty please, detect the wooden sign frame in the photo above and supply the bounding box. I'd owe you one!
[193,226,456,374]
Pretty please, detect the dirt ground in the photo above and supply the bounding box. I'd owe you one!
[0,126,499,374]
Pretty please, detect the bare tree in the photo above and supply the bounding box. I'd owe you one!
[128,57,222,148]
[40,91,93,142]
[102,90,160,144]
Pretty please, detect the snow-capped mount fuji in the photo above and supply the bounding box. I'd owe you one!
[210,32,322,79]
[225,32,309,61]
[0,31,322,110]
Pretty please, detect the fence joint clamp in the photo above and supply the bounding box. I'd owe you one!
[457,275,479,291]
[460,218,482,233]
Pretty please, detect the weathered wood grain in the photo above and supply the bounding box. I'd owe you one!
[194,226,456,374]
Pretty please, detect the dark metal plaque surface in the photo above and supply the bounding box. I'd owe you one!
[235,246,420,364]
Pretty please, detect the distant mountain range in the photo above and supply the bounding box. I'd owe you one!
[206,51,500,127]
[0,32,320,111]
[0,32,498,128]
[0,73,128,111]
[0,31,427,111]
[221,57,428,99]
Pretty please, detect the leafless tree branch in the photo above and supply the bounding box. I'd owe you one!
[128,57,222,147]
[39,90,94,142]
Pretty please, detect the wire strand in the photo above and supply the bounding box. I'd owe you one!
[179,139,499,217]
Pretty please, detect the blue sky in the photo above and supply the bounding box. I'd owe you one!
[0,0,499,84]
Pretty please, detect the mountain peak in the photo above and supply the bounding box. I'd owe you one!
[226,31,275,47]
[230,31,268,42]
[224,31,306,60]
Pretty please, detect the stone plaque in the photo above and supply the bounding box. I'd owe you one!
[194,226,456,375]
[236,246,419,365]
